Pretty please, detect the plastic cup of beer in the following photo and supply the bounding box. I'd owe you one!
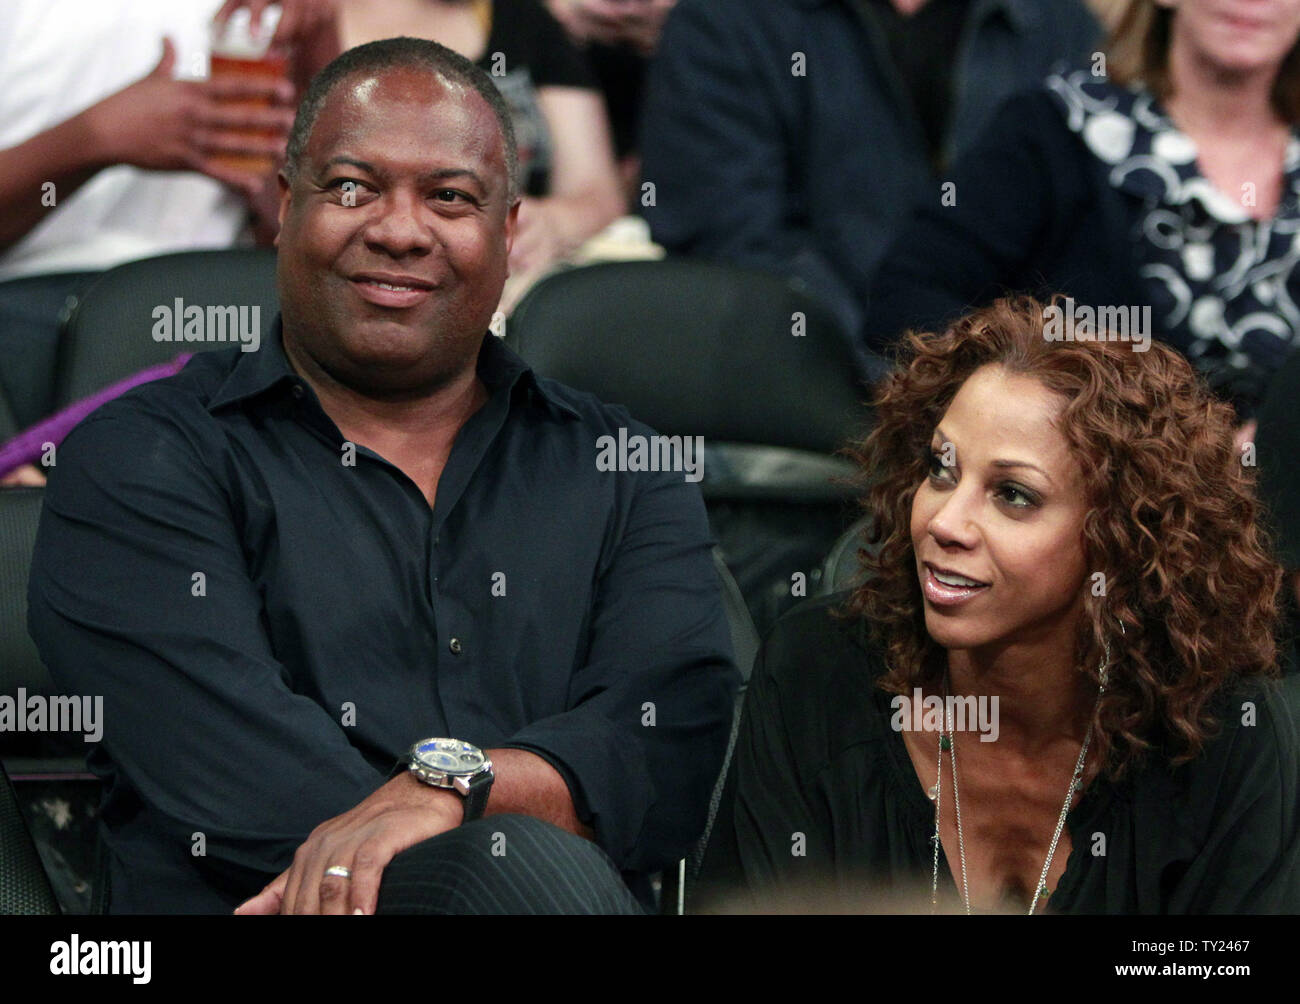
[209,5,288,176]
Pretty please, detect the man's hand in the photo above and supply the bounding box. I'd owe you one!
[234,748,589,915]
[234,772,461,915]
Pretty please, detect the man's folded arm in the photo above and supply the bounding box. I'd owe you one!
[26,408,388,881]
[499,460,740,875]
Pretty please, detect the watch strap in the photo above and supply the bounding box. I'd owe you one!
[461,768,493,822]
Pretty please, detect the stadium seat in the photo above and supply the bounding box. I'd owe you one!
[0,758,60,914]
[0,487,58,754]
[0,486,104,913]
[506,259,875,635]
[658,547,758,914]
[0,384,19,446]
[0,487,72,915]
[817,514,876,596]
[53,248,279,411]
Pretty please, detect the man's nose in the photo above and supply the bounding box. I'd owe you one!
[362,189,435,257]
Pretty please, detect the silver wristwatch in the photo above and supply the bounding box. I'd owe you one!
[407,738,494,821]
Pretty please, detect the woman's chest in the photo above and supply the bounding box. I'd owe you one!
[899,729,1092,913]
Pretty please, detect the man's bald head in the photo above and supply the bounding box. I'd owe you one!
[283,36,519,204]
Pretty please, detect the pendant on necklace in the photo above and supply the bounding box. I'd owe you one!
[939,734,951,752]
[927,783,939,801]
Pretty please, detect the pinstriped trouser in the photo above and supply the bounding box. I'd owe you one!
[375,814,645,915]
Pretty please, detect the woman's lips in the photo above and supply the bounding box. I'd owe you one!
[1220,12,1269,32]
[350,278,434,308]
[921,565,990,607]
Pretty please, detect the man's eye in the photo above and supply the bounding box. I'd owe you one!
[433,189,472,203]
[328,179,370,197]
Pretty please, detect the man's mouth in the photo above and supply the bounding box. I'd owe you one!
[349,273,437,308]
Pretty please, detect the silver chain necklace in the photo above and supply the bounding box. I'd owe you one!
[928,652,1107,915]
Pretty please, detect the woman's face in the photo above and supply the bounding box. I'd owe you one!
[909,364,1092,655]
[1160,0,1300,75]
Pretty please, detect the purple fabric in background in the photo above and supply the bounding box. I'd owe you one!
[0,353,193,479]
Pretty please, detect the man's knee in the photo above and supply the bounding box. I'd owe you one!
[375,814,642,914]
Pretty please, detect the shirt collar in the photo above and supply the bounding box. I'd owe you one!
[207,313,579,420]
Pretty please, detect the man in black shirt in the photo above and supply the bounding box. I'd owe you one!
[27,38,738,915]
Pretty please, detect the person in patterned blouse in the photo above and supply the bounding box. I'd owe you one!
[866,0,1300,443]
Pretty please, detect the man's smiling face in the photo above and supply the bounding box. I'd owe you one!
[275,66,518,397]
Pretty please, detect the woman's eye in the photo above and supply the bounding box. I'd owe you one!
[927,452,951,479]
[998,484,1037,508]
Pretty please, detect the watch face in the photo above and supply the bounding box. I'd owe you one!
[414,738,485,776]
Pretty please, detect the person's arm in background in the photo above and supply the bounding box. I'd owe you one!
[0,1,340,254]
[512,85,624,273]
[638,0,861,337]
[505,1,625,281]
[0,37,293,253]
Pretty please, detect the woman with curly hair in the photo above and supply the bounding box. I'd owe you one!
[696,296,1300,914]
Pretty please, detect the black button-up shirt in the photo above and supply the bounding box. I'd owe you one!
[27,319,739,913]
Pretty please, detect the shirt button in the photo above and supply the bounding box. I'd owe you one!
[448,637,463,655]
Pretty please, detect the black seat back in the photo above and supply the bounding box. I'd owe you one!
[507,260,872,452]
[55,249,279,411]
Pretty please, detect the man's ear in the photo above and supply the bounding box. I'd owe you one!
[274,171,292,247]
[503,196,520,258]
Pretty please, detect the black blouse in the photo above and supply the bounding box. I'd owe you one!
[696,594,1300,914]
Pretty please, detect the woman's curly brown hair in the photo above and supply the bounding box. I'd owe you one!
[842,295,1282,780]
